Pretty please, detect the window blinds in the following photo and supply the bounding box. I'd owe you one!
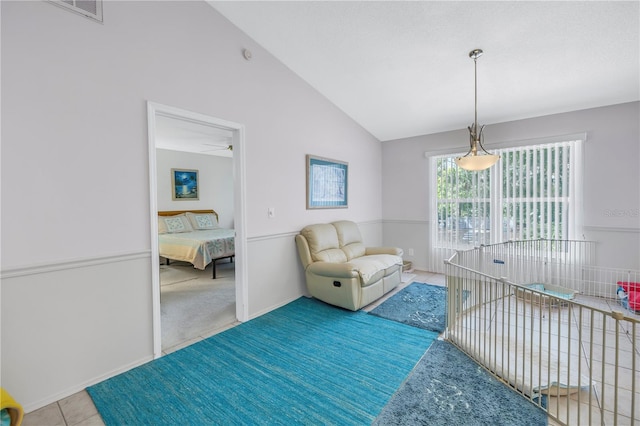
[431,139,583,251]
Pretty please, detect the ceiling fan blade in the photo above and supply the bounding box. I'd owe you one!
[201,144,233,152]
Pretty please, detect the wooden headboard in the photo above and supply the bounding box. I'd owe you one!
[158,209,219,222]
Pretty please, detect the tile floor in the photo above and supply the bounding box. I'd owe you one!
[545,294,639,426]
[21,391,103,426]
[447,278,639,426]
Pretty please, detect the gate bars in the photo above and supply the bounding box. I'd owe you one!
[445,240,638,426]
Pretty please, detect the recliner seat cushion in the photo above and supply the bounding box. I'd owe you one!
[342,242,366,260]
[349,254,401,286]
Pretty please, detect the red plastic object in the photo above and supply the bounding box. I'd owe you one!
[628,290,640,311]
[617,281,640,292]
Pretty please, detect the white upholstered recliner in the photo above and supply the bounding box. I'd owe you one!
[295,220,403,311]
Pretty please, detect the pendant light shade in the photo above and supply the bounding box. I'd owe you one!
[455,151,499,171]
[455,49,500,171]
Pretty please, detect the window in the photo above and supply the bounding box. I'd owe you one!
[431,139,583,251]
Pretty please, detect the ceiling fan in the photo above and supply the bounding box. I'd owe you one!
[201,143,233,153]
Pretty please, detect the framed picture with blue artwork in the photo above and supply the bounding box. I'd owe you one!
[171,168,199,200]
[306,155,348,209]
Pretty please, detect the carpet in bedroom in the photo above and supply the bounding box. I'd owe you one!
[160,261,236,350]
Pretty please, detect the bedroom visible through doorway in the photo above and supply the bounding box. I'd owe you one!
[159,258,236,351]
[147,102,248,358]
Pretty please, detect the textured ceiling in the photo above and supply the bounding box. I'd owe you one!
[210,1,639,141]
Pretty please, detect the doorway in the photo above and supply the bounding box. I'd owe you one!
[147,102,248,358]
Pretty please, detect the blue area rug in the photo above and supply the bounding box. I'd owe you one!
[87,297,438,425]
[369,282,448,333]
[374,339,547,425]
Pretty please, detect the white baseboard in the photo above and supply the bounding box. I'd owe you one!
[22,355,154,413]
[248,294,305,321]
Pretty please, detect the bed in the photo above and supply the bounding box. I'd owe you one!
[158,209,234,278]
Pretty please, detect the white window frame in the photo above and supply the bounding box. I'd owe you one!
[428,133,585,252]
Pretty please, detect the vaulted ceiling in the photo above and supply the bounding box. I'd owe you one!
[210,1,639,141]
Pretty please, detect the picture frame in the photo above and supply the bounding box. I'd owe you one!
[306,155,348,209]
[171,168,199,200]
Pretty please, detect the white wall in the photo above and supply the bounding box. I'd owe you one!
[1,1,382,410]
[156,149,234,228]
[382,102,640,271]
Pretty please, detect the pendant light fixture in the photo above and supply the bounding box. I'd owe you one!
[455,49,500,171]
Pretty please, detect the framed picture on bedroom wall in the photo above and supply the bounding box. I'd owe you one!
[171,168,199,200]
[306,155,348,209]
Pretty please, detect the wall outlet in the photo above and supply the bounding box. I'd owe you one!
[408,248,414,256]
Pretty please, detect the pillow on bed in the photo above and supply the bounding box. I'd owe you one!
[186,212,218,230]
[160,214,194,233]
[158,216,169,234]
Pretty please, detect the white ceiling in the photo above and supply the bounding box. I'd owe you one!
[210,1,639,142]
[155,114,234,157]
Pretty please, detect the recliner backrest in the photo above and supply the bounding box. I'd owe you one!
[332,220,366,260]
[300,223,347,263]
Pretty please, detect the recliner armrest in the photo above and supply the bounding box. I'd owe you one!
[295,234,313,269]
[365,247,404,257]
[307,262,359,279]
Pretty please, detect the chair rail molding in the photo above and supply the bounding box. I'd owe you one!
[0,250,151,279]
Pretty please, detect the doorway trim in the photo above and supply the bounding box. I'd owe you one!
[147,101,249,359]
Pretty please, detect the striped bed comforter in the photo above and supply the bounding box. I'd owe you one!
[158,228,235,270]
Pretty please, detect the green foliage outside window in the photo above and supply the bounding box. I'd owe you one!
[435,143,574,247]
